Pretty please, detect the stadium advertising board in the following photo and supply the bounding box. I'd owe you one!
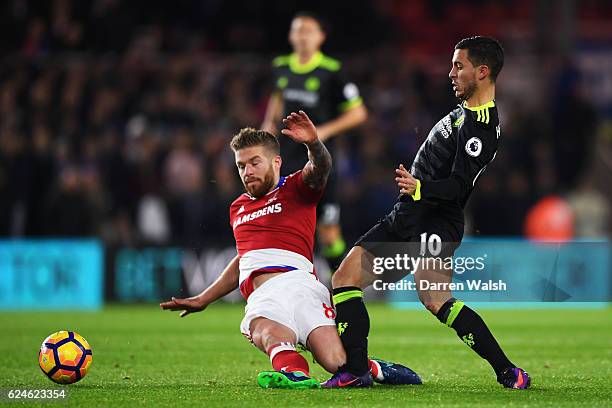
[0,240,103,310]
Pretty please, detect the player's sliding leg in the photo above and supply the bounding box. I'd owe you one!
[414,264,531,389]
[249,317,319,389]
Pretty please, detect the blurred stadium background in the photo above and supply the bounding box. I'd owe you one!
[1,1,611,406]
[0,0,610,305]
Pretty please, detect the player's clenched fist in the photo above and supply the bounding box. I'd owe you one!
[281,110,319,145]
[395,164,418,195]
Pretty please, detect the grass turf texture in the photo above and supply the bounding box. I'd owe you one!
[1,304,610,407]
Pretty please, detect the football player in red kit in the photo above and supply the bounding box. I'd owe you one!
[161,111,420,389]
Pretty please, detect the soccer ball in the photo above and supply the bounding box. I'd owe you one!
[39,331,93,384]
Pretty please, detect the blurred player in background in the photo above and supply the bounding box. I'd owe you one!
[161,111,420,389]
[326,37,531,390]
[261,11,368,273]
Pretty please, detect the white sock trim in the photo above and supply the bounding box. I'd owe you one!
[268,342,296,362]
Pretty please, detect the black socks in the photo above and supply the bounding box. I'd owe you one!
[332,286,370,375]
[436,298,515,375]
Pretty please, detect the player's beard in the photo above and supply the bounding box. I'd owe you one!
[243,165,276,198]
[458,77,478,101]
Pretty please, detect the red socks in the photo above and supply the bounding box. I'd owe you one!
[267,342,310,376]
[368,359,384,381]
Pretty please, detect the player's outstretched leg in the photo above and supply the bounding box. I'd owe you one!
[415,264,531,389]
[434,297,531,389]
[250,318,319,389]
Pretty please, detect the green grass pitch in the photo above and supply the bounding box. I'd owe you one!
[1,304,610,407]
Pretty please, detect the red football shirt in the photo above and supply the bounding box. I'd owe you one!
[229,171,324,299]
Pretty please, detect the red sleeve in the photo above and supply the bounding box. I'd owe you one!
[289,171,325,203]
[229,198,240,227]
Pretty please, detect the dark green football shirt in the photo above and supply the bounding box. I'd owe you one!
[272,51,363,173]
[410,100,501,208]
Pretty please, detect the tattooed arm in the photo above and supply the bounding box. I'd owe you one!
[281,110,332,190]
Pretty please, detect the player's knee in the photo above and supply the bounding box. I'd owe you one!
[249,330,263,350]
[250,319,285,351]
[257,325,280,349]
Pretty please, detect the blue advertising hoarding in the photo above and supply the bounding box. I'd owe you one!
[0,240,103,310]
[383,240,611,305]
[1,239,608,309]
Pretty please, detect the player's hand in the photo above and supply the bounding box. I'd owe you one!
[395,164,418,195]
[281,111,319,144]
[160,296,207,318]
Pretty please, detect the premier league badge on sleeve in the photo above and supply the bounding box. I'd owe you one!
[465,137,482,157]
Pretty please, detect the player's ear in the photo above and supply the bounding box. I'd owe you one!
[477,65,489,81]
[274,155,282,170]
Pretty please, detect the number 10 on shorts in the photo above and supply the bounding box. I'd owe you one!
[420,233,442,256]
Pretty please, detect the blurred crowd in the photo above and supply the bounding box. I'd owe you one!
[0,0,610,245]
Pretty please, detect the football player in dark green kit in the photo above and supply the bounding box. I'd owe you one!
[262,12,367,273]
[324,36,531,390]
